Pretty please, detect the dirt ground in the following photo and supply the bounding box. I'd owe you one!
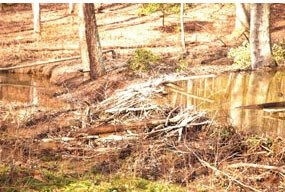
[1,3,285,191]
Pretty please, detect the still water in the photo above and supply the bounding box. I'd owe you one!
[1,71,285,137]
[0,73,67,113]
[166,70,285,137]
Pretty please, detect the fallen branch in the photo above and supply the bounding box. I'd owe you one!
[184,145,261,192]
[227,163,285,174]
[23,48,77,52]
[105,106,158,114]
[81,120,157,135]
[0,56,81,71]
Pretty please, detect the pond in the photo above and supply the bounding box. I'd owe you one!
[165,70,285,137]
[0,73,69,115]
[1,70,285,137]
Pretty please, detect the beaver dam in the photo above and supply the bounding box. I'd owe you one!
[1,71,285,191]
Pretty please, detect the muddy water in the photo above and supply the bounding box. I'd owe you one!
[166,70,285,137]
[0,73,68,112]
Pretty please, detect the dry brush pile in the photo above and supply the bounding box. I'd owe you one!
[1,74,285,191]
[70,74,285,191]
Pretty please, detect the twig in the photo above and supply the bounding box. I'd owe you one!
[165,106,179,126]
[105,106,158,113]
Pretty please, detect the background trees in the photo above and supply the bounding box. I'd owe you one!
[230,3,278,69]
[250,3,276,69]
[32,3,41,35]
[234,3,250,37]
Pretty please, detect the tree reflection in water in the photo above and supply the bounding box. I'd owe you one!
[166,70,285,137]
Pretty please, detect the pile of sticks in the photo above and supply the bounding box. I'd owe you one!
[83,74,211,140]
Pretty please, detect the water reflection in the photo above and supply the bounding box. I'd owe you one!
[166,70,285,136]
[0,73,67,112]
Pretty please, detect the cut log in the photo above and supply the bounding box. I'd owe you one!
[82,124,139,135]
[81,119,166,135]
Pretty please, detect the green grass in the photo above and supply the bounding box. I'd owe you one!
[61,177,186,192]
[0,164,186,192]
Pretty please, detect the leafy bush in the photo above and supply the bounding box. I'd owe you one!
[273,43,285,65]
[228,41,251,69]
[228,41,285,69]
[127,48,160,72]
[137,3,180,16]
[176,59,189,72]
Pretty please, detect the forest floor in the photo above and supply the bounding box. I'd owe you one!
[1,3,285,191]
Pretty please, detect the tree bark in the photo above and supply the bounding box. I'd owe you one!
[78,3,105,79]
[68,3,75,14]
[250,3,276,69]
[32,3,41,35]
[180,3,186,52]
[234,3,250,33]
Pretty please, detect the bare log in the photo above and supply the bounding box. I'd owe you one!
[81,119,167,135]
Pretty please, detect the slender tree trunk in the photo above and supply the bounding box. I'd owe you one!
[68,3,75,14]
[180,3,186,52]
[250,3,276,69]
[78,3,105,79]
[32,3,41,35]
[235,3,250,33]
[162,11,165,27]
[230,3,250,40]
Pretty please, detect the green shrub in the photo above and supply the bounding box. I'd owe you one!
[176,59,188,72]
[228,41,285,69]
[137,3,180,16]
[127,48,160,72]
[273,43,285,65]
[228,41,251,69]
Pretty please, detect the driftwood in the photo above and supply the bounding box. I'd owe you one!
[0,56,81,71]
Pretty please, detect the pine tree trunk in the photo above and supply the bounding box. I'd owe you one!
[32,3,41,34]
[78,3,105,79]
[250,3,276,69]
